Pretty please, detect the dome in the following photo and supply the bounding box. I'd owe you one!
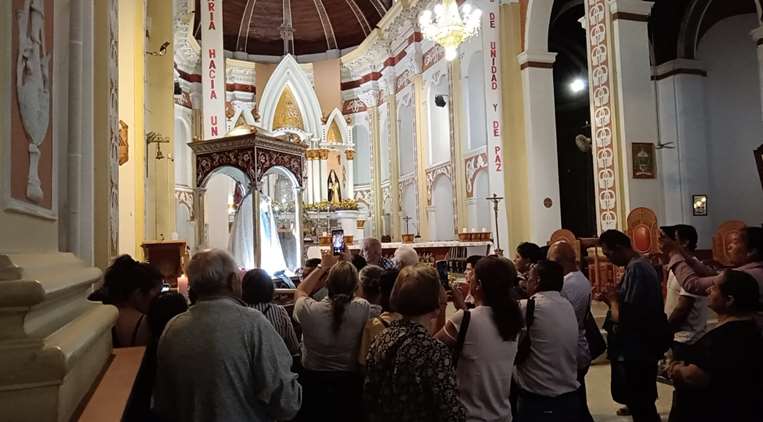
[193,0,393,57]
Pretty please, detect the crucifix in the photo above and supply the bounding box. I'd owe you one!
[402,215,413,235]
[486,193,504,256]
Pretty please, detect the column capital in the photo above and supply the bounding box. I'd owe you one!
[608,0,653,21]
[652,59,707,80]
[517,51,557,70]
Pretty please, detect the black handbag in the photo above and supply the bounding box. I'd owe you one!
[584,309,606,360]
[453,309,471,367]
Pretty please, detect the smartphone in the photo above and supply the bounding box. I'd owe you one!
[332,229,345,256]
[436,260,452,291]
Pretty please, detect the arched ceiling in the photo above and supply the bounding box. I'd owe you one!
[193,0,393,57]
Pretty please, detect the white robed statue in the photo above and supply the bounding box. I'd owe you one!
[228,192,289,275]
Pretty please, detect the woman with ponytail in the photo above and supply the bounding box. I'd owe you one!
[293,251,370,421]
[92,255,164,347]
[435,255,523,421]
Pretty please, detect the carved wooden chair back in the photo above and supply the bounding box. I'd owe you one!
[626,207,659,256]
[713,220,746,267]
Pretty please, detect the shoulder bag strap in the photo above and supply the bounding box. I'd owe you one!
[453,309,471,367]
[376,315,390,328]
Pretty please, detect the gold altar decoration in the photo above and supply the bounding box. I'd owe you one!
[318,149,330,160]
[356,219,366,229]
[119,120,129,165]
[305,199,359,211]
[327,120,342,144]
[273,86,305,130]
[344,149,356,160]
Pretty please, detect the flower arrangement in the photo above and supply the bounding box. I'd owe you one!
[305,199,359,211]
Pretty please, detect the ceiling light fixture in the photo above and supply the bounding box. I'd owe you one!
[419,0,481,62]
[569,78,587,94]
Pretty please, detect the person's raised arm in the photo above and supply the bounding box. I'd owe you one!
[668,253,719,296]
[295,251,336,300]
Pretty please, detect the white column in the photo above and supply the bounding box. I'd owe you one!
[293,186,304,267]
[517,51,562,243]
[305,157,313,204]
[609,0,664,220]
[753,26,763,122]
[319,151,329,201]
[654,59,713,246]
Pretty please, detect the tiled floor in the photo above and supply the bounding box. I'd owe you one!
[586,363,673,422]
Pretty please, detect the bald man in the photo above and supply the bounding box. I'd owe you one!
[548,241,594,422]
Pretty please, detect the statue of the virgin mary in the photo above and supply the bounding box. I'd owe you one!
[328,170,342,204]
[228,192,289,275]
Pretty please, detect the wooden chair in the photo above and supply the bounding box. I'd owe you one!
[626,207,659,256]
[548,229,581,264]
[712,220,746,267]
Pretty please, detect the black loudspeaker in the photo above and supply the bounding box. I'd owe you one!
[435,95,447,107]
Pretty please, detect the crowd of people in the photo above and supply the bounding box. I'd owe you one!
[92,226,763,422]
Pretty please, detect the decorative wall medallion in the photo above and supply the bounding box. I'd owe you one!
[464,152,488,198]
[585,0,620,231]
[544,197,553,208]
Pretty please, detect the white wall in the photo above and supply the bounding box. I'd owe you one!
[174,113,193,187]
[464,52,487,151]
[698,14,763,227]
[467,170,491,231]
[353,125,371,184]
[430,176,455,240]
[428,79,451,165]
[204,174,236,250]
[401,184,418,234]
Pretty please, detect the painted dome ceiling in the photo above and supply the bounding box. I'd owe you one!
[194,0,393,57]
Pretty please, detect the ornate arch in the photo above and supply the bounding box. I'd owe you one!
[677,0,714,59]
[259,55,323,139]
[524,0,554,53]
[323,108,352,146]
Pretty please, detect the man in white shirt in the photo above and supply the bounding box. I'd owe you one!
[548,241,594,422]
[516,260,581,421]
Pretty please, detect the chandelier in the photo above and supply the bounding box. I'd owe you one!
[419,0,482,61]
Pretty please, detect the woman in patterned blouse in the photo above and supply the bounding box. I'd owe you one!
[364,264,466,422]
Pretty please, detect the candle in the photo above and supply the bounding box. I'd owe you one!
[461,227,467,233]
[322,232,328,237]
[470,228,477,233]
[177,274,189,298]
[480,227,487,232]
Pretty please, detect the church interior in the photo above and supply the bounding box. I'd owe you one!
[1,0,762,420]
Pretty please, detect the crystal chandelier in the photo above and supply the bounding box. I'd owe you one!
[419,0,482,61]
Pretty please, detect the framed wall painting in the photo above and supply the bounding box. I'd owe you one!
[632,142,656,179]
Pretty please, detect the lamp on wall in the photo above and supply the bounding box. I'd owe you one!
[419,0,481,61]
[692,194,708,216]
[146,41,170,57]
[146,131,170,160]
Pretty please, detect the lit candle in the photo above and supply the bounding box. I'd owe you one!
[322,232,328,237]
[470,228,477,233]
[461,227,467,233]
[480,227,487,232]
[177,274,189,298]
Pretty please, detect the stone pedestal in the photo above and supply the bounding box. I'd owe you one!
[0,253,117,422]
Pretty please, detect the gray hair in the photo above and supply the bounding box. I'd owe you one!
[359,265,385,294]
[394,246,419,269]
[186,249,239,297]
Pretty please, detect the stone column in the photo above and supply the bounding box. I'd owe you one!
[753,26,763,122]
[654,59,713,245]
[319,149,329,201]
[369,106,384,238]
[345,149,355,201]
[608,0,664,220]
[144,0,176,241]
[517,51,562,243]
[413,74,430,240]
[387,94,401,241]
[304,150,313,204]
[448,60,467,235]
[252,182,262,268]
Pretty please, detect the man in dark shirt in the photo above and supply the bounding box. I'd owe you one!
[597,230,667,422]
